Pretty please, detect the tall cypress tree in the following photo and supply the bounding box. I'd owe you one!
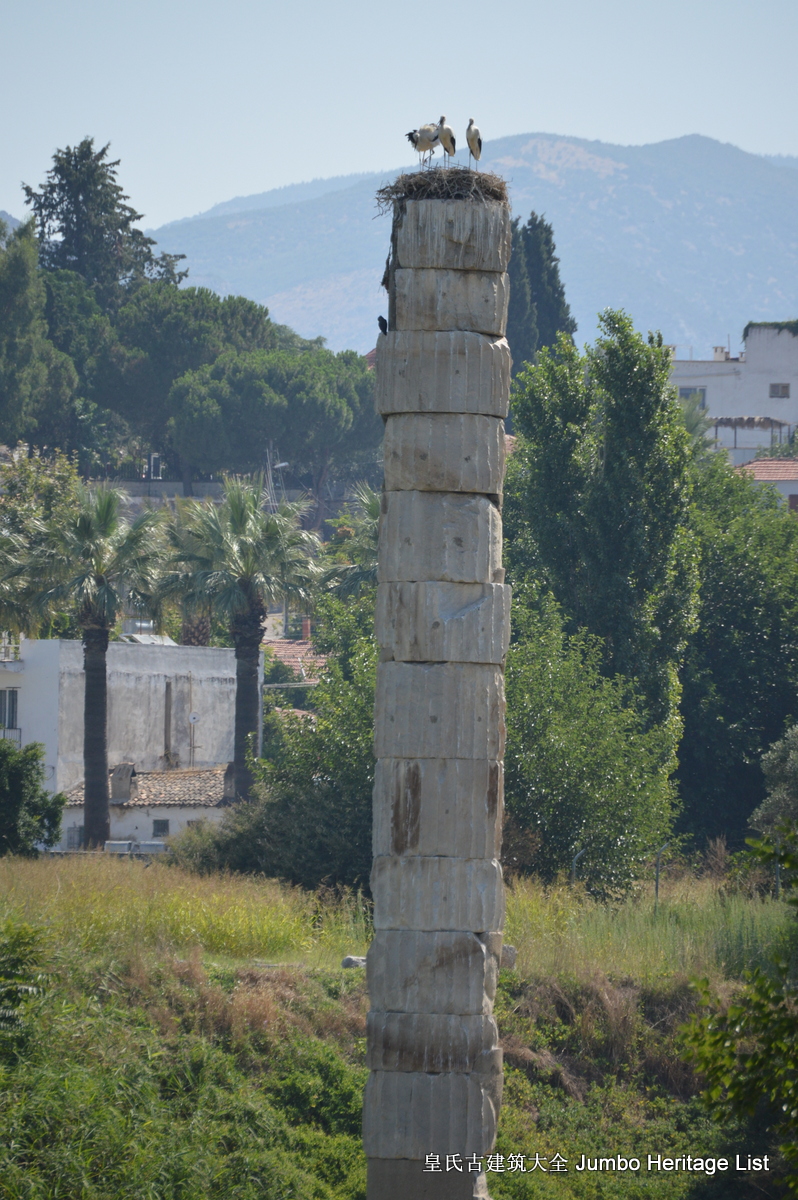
[520,213,576,350]
[507,219,538,375]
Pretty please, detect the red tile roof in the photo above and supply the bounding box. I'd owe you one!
[65,768,227,808]
[740,459,798,481]
[262,638,326,682]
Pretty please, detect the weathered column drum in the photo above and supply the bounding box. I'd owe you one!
[366,186,511,1200]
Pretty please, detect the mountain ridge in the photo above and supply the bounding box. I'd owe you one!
[143,132,798,355]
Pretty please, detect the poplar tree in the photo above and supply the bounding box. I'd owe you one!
[506,310,697,728]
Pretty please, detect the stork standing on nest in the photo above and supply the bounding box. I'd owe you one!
[406,123,440,167]
[437,115,456,167]
[467,118,482,171]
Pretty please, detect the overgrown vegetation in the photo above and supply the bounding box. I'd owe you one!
[0,854,795,1198]
[681,827,798,1194]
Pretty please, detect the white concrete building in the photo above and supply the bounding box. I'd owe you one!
[670,323,798,465]
[0,638,263,794]
[60,764,232,851]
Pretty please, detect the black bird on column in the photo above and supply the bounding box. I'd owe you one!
[377,315,388,336]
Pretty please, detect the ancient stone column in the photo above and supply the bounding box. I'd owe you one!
[366,187,511,1200]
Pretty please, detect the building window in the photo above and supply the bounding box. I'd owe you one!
[789,495,798,513]
[770,383,790,399]
[153,819,170,838]
[679,387,707,409]
[0,689,18,729]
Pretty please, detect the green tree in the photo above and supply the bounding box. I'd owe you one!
[0,221,77,446]
[0,449,82,538]
[166,349,288,482]
[506,212,575,376]
[679,455,798,844]
[520,212,576,351]
[324,482,380,597]
[23,138,186,312]
[159,480,319,799]
[506,219,537,375]
[504,595,677,895]
[100,285,295,489]
[681,828,798,1192]
[752,726,798,833]
[168,346,381,519]
[4,488,163,846]
[0,741,65,856]
[245,349,382,526]
[506,311,698,728]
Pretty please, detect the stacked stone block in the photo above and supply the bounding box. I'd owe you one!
[366,195,511,1200]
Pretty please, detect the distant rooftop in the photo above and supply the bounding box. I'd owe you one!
[739,458,798,481]
[65,767,227,808]
[263,638,326,682]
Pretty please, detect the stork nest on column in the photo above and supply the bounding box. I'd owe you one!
[376,166,508,212]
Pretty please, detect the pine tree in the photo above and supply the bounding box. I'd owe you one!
[23,138,186,312]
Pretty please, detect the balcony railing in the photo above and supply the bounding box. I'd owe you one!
[0,728,21,746]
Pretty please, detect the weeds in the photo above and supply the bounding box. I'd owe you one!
[0,856,792,1198]
[0,855,372,965]
[506,874,797,984]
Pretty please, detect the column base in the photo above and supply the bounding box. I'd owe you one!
[367,1158,490,1200]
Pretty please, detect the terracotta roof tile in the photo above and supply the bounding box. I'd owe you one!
[65,767,227,808]
[740,459,798,481]
[262,638,326,682]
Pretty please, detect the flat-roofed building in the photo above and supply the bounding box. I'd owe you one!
[670,323,798,464]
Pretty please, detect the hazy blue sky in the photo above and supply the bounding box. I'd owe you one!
[3,0,797,228]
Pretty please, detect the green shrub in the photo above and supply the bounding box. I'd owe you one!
[681,828,798,1193]
[504,598,677,895]
[0,740,65,855]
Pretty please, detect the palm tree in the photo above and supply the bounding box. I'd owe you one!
[324,482,380,598]
[160,479,320,800]
[4,487,164,847]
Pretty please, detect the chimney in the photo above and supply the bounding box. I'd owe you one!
[302,616,312,639]
[110,762,137,803]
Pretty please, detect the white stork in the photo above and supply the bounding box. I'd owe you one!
[437,116,456,167]
[406,122,440,167]
[467,119,482,171]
